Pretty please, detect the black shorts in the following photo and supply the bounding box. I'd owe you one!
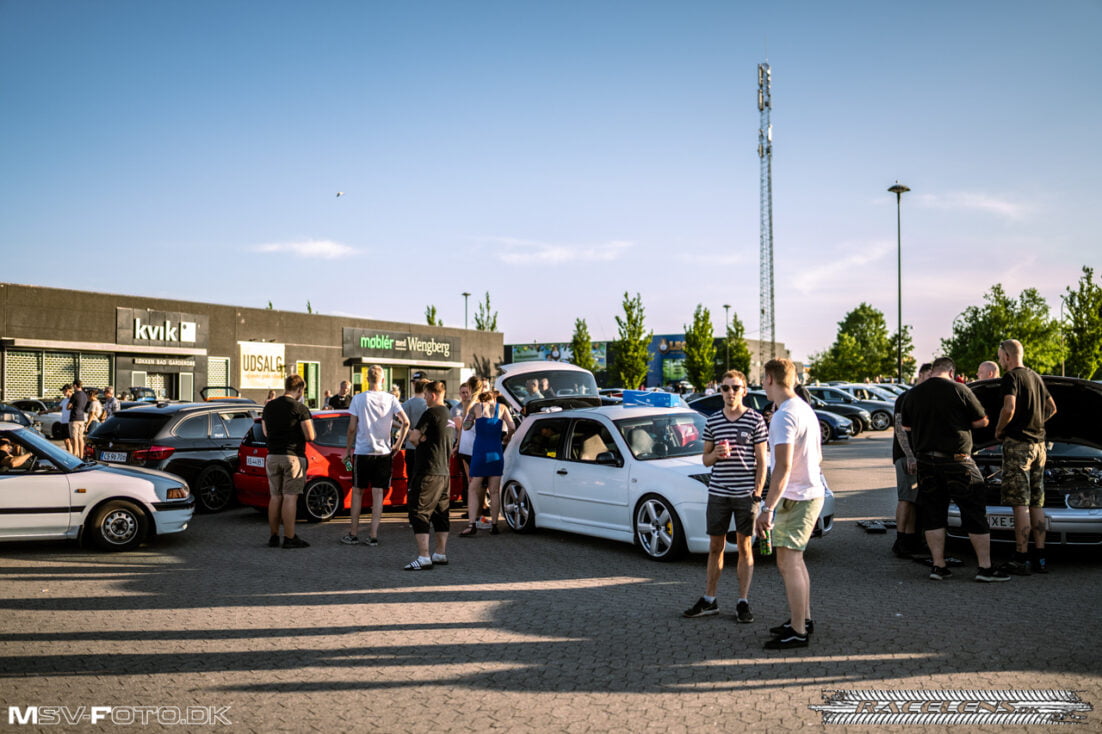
[353,454,392,490]
[705,494,758,537]
[916,456,988,535]
[408,474,450,534]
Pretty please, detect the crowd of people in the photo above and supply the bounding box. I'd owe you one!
[49,382,123,457]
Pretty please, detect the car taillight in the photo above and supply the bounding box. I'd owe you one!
[133,445,175,462]
[84,445,95,459]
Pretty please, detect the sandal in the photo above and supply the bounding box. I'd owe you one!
[459,523,477,537]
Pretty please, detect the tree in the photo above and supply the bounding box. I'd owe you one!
[809,303,907,381]
[266,301,273,310]
[306,301,314,314]
[474,292,498,331]
[889,324,916,379]
[568,318,599,374]
[940,284,1063,376]
[713,310,752,380]
[425,305,442,326]
[1064,265,1102,379]
[682,305,716,391]
[611,292,652,389]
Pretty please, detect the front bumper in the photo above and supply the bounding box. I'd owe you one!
[947,503,1102,546]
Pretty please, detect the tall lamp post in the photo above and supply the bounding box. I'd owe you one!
[723,304,731,371]
[888,182,910,384]
[462,292,471,330]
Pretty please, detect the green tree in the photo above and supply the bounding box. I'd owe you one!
[568,318,599,374]
[1064,265,1102,379]
[266,301,273,310]
[425,305,442,326]
[474,292,498,331]
[682,305,716,391]
[809,303,904,381]
[612,292,652,389]
[713,310,752,380]
[941,284,1063,376]
[888,324,916,380]
[306,301,314,314]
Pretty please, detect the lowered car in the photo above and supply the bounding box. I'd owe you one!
[947,376,1102,547]
[806,385,895,431]
[0,421,194,551]
[687,391,854,444]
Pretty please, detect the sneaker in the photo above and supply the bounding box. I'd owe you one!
[340,534,360,545]
[735,600,754,624]
[682,597,719,618]
[431,553,449,565]
[764,627,808,649]
[366,537,379,547]
[891,537,910,559]
[975,566,1011,582]
[929,565,952,581]
[267,534,280,548]
[282,535,310,549]
[475,521,493,530]
[769,619,814,636]
[1000,560,1031,576]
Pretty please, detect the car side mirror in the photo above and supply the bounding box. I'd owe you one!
[596,451,621,466]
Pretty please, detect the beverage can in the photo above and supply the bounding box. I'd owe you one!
[759,528,773,556]
[344,457,353,472]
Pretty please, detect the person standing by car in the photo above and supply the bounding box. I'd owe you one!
[976,361,1000,381]
[327,381,353,410]
[892,363,932,558]
[342,366,409,547]
[755,359,826,649]
[58,384,73,453]
[67,380,89,458]
[402,378,429,480]
[995,339,1057,575]
[85,388,104,435]
[682,370,768,624]
[403,381,452,570]
[102,387,121,419]
[451,376,484,511]
[262,374,316,549]
[459,389,516,536]
[899,357,1009,583]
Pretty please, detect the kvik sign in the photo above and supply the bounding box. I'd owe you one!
[116,308,209,349]
[133,318,197,343]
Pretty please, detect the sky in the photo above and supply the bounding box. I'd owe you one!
[2,0,1100,366]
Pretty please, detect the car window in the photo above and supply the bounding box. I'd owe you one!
[568,419,622,464]
[90,413,172,440]
[689,395,723,415]
[217,411,257,439]
[615,412,706,460]
[174,414,210,439]
[743,392,771,411]
[242,420,266,447]
[313,415,351,447]
[0,407,31,427]
[519,418,568,459]
[502,371,599,404]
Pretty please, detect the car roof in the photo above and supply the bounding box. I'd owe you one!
[111,401,259,415]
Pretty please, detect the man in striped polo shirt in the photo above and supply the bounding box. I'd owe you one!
[683,370,768,623]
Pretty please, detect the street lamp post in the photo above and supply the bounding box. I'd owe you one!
[723,304,731,372]
[888,182,910,384]
[462,292,471,330]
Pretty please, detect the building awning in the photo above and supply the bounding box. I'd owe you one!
[1,337,207,357]
[343,356,464,369]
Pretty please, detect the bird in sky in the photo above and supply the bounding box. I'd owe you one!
[336,191,344,198]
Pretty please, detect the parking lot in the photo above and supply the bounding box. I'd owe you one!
[2,432,1099,732]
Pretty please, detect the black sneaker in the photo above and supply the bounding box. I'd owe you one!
[929,565,952,581]
[682,597,719,618]
[282,535,310,549]
[769,619,814,636]
[764,626,808,649]
[891,537,910,558]
[366,537,379,547]
[975,566,1011,582]
[340,533,360,545]
[267,534,280,548]
[1000,560,1031,576]
[735,600,754,624]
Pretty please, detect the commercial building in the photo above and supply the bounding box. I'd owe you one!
[0,283,503,405]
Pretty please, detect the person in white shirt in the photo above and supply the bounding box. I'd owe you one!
[755,358,825,650]
[342,366,409,546]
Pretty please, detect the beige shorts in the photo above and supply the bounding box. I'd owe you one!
[69,421,86,441]
[772,496,825,552]
[266,454,306,496]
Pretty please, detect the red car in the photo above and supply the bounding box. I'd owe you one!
[234,410,465,522]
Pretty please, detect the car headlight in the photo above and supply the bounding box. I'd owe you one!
[690,473,711,486]
[1067,489,1102,509]
[166,486,190,500]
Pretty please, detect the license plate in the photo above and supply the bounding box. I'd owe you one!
[100,451,127,462]
[987,514,1049,530]
[246,455,265,468]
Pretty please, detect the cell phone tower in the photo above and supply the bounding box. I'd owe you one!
[757,62,776,369]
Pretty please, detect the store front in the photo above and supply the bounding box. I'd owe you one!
[342,328,466,400]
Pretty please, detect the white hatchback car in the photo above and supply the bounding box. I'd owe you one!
[0,422,194,551]
[494,365,834,560]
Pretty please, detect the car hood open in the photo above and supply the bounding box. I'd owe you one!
[968,376,1102,450]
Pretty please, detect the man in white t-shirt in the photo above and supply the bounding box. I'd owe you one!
[756,358,825,650]
[343,366,410,546]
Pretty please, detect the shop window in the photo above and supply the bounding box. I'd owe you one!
[4,351,42,399]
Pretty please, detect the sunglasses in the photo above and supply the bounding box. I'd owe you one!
[720,384,745,392]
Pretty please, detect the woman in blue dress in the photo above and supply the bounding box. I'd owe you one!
[459,390,515,536]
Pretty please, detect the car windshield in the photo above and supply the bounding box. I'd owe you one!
[3,427,85,471]
[502,370,599,404]
[90,413,171,440]
[614,412,707,460]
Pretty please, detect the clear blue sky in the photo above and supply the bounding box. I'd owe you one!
[2,0,1100,366]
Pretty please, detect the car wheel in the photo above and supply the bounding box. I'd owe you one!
[194,465,235,513]
[634,494,686,561]
[871,410,892,431]
[300,479,342,522]
[501,482,535,533]
[819,420,831,444]
[850,418,862,436]
[87,500,147,552]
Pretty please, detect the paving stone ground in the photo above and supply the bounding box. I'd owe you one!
[2,433,1099,732]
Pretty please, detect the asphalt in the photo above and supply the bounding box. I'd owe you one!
[2,432,1099,732]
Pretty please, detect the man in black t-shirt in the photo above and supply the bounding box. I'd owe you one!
[900,357,1009,583]
[262,374,316,549]
[402,380,451,570]
[326,381,353,410]
[67,380,89,458]
[995,339,1057,574]
[891,363,931,558]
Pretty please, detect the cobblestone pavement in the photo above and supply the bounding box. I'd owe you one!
[2,433,1099,732]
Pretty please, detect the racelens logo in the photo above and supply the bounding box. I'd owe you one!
[810,689,1092,726]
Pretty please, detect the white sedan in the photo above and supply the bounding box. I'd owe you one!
[499,404,835,561]
[0,421,194,551]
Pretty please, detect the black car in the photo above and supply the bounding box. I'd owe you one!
[686,391,853,444]
[85,401,261,513]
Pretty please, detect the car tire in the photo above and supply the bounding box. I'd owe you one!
[194,465,235,513]
[501,482,536,533]
[300,479,342,522]
[819,420,831,444]
[871,410,892,431]
[633,494,686,561]
[87,500,148,552]
[850,418,863,436]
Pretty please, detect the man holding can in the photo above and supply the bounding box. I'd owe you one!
[682,370,768,624]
